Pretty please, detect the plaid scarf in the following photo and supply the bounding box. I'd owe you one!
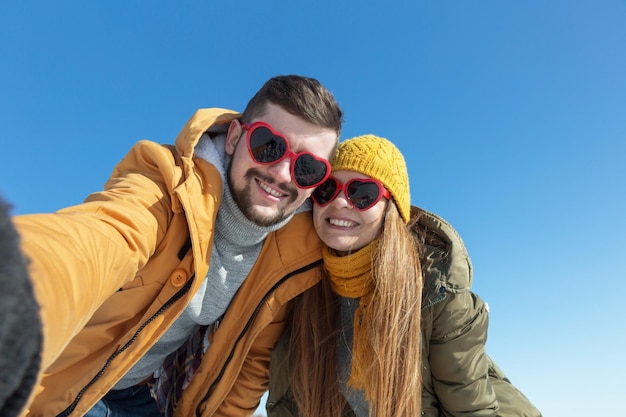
[151,324,211,417]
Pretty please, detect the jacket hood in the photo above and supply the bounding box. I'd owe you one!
[410,206,473,295]
[174,108,241,159]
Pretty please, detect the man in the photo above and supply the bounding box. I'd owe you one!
[11,75,343,417]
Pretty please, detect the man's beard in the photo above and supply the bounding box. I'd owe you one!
[227,165,298,227]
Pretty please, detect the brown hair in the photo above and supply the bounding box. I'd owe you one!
[241,75,343,137]
[290,202,423,416]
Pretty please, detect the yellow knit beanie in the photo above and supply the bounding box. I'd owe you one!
[331,134,410,223]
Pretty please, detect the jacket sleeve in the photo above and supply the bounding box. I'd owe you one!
[486,357,543,417]
[13,140,177,370]
[428,289,499,417]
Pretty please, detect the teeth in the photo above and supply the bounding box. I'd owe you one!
[329,218,356,227]
[259,181,283,197]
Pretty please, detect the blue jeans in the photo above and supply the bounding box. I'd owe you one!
[84,384,163,417]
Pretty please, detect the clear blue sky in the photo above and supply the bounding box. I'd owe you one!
[2,1,625,416]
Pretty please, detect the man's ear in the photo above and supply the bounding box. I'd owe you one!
[225,120,243,156]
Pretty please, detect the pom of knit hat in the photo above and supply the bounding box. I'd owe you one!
[331,134,410,223]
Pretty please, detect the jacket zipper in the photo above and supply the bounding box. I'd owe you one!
[422,286,448,310]
[195,259,323,417]
[57,276,194,417]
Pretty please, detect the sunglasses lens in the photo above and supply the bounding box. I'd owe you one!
[249,126,287,163]
[312,178,337,205]
[347,181,382,210]
[293,155,329,187]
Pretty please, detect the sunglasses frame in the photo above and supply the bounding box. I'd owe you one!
[241,121,331,189]
[312,176,391,211]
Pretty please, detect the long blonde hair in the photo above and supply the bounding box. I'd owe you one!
[290,202,423,416]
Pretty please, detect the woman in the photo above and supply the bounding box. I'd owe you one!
[267,134,542,417]
[272,134,422,417]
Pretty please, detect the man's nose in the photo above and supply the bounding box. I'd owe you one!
[267,157,293,184]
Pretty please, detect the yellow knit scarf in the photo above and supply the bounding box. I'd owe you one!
[323,240,377,394]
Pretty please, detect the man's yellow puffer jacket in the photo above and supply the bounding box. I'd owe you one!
[14,108,324,417]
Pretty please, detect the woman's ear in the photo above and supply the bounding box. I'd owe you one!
[225,119,243,156]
